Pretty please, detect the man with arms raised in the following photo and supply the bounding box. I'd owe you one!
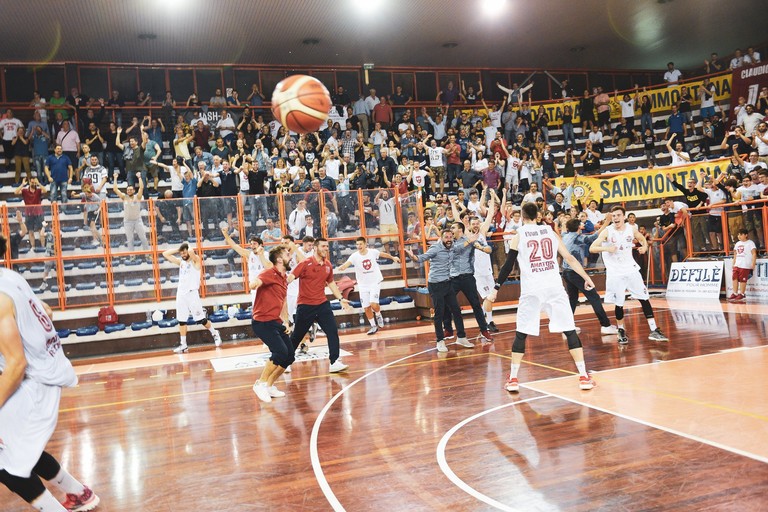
[337,237,400,335]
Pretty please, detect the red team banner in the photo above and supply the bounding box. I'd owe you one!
[729,62,768,124]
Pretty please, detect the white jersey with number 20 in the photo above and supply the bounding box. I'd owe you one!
[517,224,562,290]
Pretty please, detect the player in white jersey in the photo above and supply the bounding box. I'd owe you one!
[0,236,100,512]
[337,237,400,335]
[163,243,222,353]
[590,205,668,344]
[487,202,597,392]
[221,227,272,305]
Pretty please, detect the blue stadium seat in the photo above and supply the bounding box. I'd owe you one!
[417,288,429,295]
[403,287,418,292]
[158,318,179,328]
[57,328,71,338]
[147,276,167,285]
[110,240,122,248]
[61,225,79,233]
[76,325,99,336]
[78,261,99,270]
[214,271,233,279]
[63,262,75,271]
[124,259,143,266]
[80,243,99,251]
[235,309,252,320]
[30,264,45,273]
[75,282,97,291]
[6,196,21,203]
[104,323,126,334]
[130,321,153,331]
[350,300,362,308]
[18,247,30,255]
[210,312,229,323]
[33,246,45,253]
[170,275,180,283]
[392,295,413,303]
[379,296,393,305]
[124,278,143,287]
[61,245,76,252]
[330,301,342,311]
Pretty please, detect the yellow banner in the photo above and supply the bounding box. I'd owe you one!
[486,72,732,126]
[549,158,732,205]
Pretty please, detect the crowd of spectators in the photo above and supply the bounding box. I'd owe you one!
[1,50,767,275]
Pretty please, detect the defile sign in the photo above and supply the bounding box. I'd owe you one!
[666,261,724,299]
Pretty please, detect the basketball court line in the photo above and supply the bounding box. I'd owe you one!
[435,396,549,512]
[519,347,768,465]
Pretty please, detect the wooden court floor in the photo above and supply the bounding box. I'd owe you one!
[3,299,768,511]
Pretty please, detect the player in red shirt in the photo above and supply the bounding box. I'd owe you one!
[250,245,293,403]
[288,238,353,373]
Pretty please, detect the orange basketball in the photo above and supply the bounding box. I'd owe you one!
[271,75,331,133]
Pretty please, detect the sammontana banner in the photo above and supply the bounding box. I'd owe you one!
[477,72,732,126]
[547,158,731,205]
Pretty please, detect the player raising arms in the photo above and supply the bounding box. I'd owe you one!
[163,243,222,353]
[487,202,597,392]
[336,237,400,335]
[589,206,668,345]
[221,227,272,306]
[0,234,100,512]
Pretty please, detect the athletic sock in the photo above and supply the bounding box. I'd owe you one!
[51,467,85,495]
[207,325,217,334]
[510,363,520,379]
[369,317,376,326]
[180,335,187,346]
[31,489,67,511]
[486,310,493,322]
[647,319,657,331]
[575,361,588,378]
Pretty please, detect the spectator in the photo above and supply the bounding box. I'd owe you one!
[209,88,226,108]
[112,172,150,256]
[704,52,723,74]
[141,130,162,196]
[216,109,237,145]
[522,182,543,204]
[371,97,393,131]
[13,178,47,250]
[698,78,717,121]
[70,181,103,246]
[729,49,744,70]
[664,62,682,85]
[666,135,690,165]
[195,164,222,238]
[664,105,687,146]
[696,171,726,251]
[736,174,765,248]
[55,120,81,173]
[666,172,709,251]
[722,126,754,156]
[10,126,32,184]
[753,121,768,164]
[642,128,657,166]
[1,108,24,172]
[561,104,576,149]
[30,123,51,184]
[612,118,638,158]
[44,144,73,203]
[742,104,763,136]
[594,86,611,132]
[580,140,601,175]
[744,46,761,65]
[437,80,463,107]
[579,89,596,135]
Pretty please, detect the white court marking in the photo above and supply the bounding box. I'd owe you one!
[435,396,549,512]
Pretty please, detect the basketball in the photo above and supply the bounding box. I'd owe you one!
[271,74,331,133]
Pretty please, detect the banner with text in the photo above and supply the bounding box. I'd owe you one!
[551,157,731,205]
[483,72,732,126]
[724,258,768,301]
[729,63,768,125]
[666,261,724,299]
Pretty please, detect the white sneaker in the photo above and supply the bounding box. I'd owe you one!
[375,313,384,328]
[601,325,618,335]
[329,359,349,373]
[283,365,292,373]
[173,344,188,354]
[455,337,474,348]
[252,382,272,403]
[436,340,448,352]
[212,329,222,347]
[367,325,379,335]
[268,386,286,398]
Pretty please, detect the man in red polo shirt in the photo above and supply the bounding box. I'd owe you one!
[13,177,47,250]
[250,245,293,403]
[288,237,352,373]
[372,97,394,132]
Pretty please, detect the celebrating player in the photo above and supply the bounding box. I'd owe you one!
[589,205,668,344]
[250,245,293,403]
[487,203,597,392]
[0,234,100,512]
[162,243,222,353]
[336,237,400,335]
[222,227,272,306]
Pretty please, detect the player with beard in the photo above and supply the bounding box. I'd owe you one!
[250,245,294,403]
[0,234,100,512]
[162,243,222,353]
[590,206,668,345]
[221,227,272,306]
[287,238,353,373]
[487,202,597,392]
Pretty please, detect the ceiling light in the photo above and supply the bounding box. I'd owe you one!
[481,0,507,15]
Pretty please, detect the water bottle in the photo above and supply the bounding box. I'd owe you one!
[145,311,152,323]
[359,314,365,325]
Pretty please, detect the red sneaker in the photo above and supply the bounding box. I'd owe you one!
[61,486,100,512]
[479,330,493,343]
[505,376,519,392]
[727,293,738,301]
[579,375,596,390]
[735,294,746,302]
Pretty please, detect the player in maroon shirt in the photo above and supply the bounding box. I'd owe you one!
[287,238,352,373]
[250,245,293,403]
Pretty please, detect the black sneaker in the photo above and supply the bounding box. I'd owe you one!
[488,321,499,333]
[617,328,629,345]
[298,342,309,355]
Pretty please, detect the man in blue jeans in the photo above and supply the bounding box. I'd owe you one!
[43,144,73,203]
